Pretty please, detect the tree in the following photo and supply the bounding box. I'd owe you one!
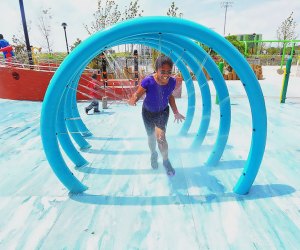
[122,0,144,53]
[84,0,121,35]
[84,0,143,35]
[267,47,280,55]
[276,12,297,41]
[12,35,26,54]
[11,21,32,56]
[122,0,143,21]
[84,0,144,54]
[37,8,53,53]
[70,38,82,51]
[259,42,267,55]
[226,35,246,56]
[167,2,183,17]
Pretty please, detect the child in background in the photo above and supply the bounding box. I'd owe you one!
[85,74,101,114]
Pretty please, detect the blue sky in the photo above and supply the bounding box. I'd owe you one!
[1,0,299,52]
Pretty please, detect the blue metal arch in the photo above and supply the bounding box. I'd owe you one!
[59,35,220,171]
[67,34,230,169]
[41,17,267,194]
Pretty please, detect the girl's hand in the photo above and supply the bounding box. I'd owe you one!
[127,98,136,106]
[174,112,185,123]
[127,94,137,106]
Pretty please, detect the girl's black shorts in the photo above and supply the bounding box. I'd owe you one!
[142,106,170,135]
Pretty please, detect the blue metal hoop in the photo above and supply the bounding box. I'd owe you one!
[40,16,267,195]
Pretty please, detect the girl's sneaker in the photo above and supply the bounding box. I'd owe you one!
[163,159,175,176]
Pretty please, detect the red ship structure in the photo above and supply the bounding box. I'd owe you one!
[0,47,182,102]
[0,0,183,102]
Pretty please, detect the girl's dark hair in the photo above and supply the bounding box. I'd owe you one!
[155,55,173,71]
[0,34,3,39]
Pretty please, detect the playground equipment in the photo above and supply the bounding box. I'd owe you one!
[0,45,14,60]
[40,17,267,195]
[30,46,42,65]
[242,39,300,74]
[280,56,293,103]
[215,61,224,104]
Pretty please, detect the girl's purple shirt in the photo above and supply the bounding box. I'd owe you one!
[141,75,176,112]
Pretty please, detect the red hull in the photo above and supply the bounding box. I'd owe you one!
[0,64,182,101]
[0,65,53,101]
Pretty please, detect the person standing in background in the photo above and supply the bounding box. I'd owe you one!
[85,74,101,114]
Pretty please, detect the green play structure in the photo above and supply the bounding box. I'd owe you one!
[242,39,299,103]
[280,56,293,103]
[242,39,300,69]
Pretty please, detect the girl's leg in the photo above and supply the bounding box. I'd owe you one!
[155,127,168,161]
[148,132,157,154]
[148,132,158,169]
[155,127,175,176]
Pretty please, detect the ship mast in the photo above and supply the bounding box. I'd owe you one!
[19,0,34,65]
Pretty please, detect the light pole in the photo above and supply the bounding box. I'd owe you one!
[220,1,234,36]
[19,0,34,65]
[61,22,69,54]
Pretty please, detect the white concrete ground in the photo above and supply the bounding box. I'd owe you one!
[0,66,299,249]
